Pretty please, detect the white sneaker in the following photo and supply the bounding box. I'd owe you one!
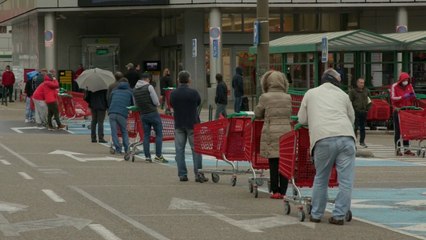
[25,119,30,123]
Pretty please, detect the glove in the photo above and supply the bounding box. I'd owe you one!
[403,93,411,99]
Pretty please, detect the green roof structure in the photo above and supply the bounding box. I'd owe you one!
[383,31,426,51]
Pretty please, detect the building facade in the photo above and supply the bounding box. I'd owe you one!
[0,0,425,98]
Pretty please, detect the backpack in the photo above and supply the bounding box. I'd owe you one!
[241,96,249,111]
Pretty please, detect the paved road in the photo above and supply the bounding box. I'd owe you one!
[0,102,425,239]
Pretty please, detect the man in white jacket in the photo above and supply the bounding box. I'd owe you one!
[298,68,355,225]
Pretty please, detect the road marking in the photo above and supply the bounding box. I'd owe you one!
[400,224,426,232]
[0,160,11,165]
[396,200,426,207]
[89,224,122,240]
[0,142,38,167]
[38,168,68,175]
[18,172,33,180]
[0,201,28,213]
[49,150,122,162]
[0,214,91,237]
[168,197,313,233]
[70,186,170,240]
[42,189,65,203]
[11,126,45,133]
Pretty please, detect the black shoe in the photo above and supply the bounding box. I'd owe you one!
[310,216,321,223]
[98,139,108,143]
[179,176,188,182]
[328,217,344,225]
[91,139,97,143]
[9,100,14,103]
[195,173,209,183]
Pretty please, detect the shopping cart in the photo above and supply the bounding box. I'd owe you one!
[279,126,352,222]
[118,106,175,162]
[194,113,253,186]
[396,106,426,157]
[163,87,175,115]
[288,90,305,116]
[243,120,270,198]
[57,90,91,128]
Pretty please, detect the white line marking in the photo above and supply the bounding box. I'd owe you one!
[89,224,122,240]
[18,172,33,180]
[70,186,170,240]
[0,142,38,167]
[42,189,65,203]
[0,160,11,165]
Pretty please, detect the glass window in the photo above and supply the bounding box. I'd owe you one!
[298,13,318,32]
[412,52,426,87]
[283,14,294,33]
[243,14,256,32]
[321,13,340,32]
[222,13,242,32]
[269,14,281,33]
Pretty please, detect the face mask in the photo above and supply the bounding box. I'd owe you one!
[402,81,408,86]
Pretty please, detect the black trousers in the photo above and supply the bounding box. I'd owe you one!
[47,102,61,128]
[6,86,13,101]
[269,158,288,195]
[91,110,106,141]
[354,111,367,144]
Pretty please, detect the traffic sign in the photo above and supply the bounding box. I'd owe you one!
[212,39,219,58]
[321,36,328,63]
[253,20,260,46]
[192,38,197,58]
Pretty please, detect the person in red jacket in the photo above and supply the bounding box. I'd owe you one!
[43,75,66,130]
[1,65,15,102]
[390,72,416,156]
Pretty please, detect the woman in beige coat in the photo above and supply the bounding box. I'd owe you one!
[255,70,292,199]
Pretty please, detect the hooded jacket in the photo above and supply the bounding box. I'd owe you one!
[32,76,59,103]
[254,71,292,158]
[108,82,134,118]
[391,72,416,109]
[1,70,15,87]
[232,67,244,97]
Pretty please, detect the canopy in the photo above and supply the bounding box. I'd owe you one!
[383,31,426,51]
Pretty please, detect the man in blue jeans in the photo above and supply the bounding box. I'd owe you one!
[298,68,356,225]
[133,73,167,163]
[108,80,133,159]
[170,70,208,183]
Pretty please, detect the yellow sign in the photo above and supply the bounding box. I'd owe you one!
[59,70,72,85]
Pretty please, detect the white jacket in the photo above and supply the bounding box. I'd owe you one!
[297,83,355,154]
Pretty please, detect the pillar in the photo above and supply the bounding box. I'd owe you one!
[44,12,56,71]
[256,0,269,100]
[209,8,222,88]
[396,7,408,75]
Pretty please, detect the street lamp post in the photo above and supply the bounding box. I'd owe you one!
[256,0,269,102]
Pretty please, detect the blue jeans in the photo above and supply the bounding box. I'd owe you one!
[234,96,242,113]
[311,136,356,220]
[141,112,163,158]
[25,97,34,121]
[109,113,129,153]
[175,128,202,177]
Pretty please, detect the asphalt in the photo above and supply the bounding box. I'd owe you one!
[0,100,424,240]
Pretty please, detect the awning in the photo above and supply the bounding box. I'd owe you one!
[383,31,426,51]
[249,29,402,54]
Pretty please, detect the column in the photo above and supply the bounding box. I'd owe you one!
[396,7,408,74]
[44,12,56,71]
[209,8,222,88]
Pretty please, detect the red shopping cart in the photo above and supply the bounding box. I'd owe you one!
[396,106,426,157]
[288,90,305,116]
[243,120,270,198]
[194,113,252,186]
[109,111,141,161]
[279,127,351,222]
[163,87,175,115]
[58,91,91,128]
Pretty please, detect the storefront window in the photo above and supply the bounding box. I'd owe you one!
[243,14,256,32]
[412,52,426,86]
[236,51,257,96]
[283,14,294,32]
[297,13,318,32]
[269,14,281,32]
[222,13,242,32]
[321,13,340,32]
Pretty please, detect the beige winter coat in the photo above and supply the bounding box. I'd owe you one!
[255,71,292,158]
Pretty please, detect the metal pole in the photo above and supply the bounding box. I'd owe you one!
[256,0,269,102]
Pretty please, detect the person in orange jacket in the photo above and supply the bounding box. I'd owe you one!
[390,72,416,156]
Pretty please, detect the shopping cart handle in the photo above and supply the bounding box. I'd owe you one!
[294,123,308,130]
[227,111,254,118]
[127,106,141,112]
[399,106,423,111]
[290,115,298,121]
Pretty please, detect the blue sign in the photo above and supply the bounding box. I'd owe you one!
[321,36,328,63]
[192,38,197,58]
[253,20,260,46]
[213,39,219,58]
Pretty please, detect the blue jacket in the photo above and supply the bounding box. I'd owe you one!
[108,82,134,118]
[170,84,201,129]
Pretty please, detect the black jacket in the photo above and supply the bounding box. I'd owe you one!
[232,67,244,97]
[125,69,140,89]
[160,74,173,96]
[215,81,228,105]
[170,84,201,129]
[84,90,108,111]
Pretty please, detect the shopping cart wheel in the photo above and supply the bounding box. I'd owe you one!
[124,154,130,161]
[255,178,264,186]
[231,176,237,187]
[307,204,312,215]
[345,210,352,222]
[254,187,258,198]
[109,148,115,155]
[132,156,135,162]
[284,201,291,215]
[298,210,305,222]
[267,180,271,193]
[249,183,254,193]
[211,173,220,183]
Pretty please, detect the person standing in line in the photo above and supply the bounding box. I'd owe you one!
[73,64,84,92]
[232,67,244,113]
[390,72,416,156]
[1,65,15,102]
[214,73,228,119]
[32,71,48,127]
[298,68,356,225]
[84,89,108,143]
[349,77,370,148]
[133,73,168,163]
[160,68,173,110]
[254,70,291,199]
[124,63,140,89]
[24,73,37,123]
[107,72,127,102]
[42,75,66,130]
[170,70,208,183]
[108,80,133,159]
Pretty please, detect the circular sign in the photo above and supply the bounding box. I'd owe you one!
[45,30,53,41]
[396,25,408,33]
[210,27,221,40]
